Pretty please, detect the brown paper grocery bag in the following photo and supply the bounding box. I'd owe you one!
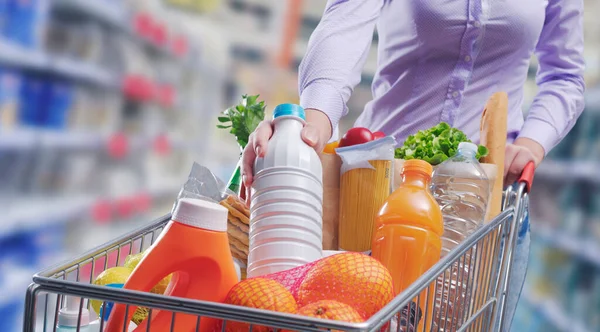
[320,153,341,250]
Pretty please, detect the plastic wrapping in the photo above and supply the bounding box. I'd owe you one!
[173,162,233,208]
[336,137,396,252]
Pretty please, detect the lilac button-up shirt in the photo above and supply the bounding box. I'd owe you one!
[299,0,585,154]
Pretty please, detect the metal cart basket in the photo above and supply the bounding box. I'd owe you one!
[24,163,535,332]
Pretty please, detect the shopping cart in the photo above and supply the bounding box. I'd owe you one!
[23,162,535,332]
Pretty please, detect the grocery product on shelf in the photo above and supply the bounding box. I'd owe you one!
[2,0,49,48]
[371,159,443,332]
[105,198,238,332]
[430,142,490,332]
[248,103,323,277]
[337,136,395,252]
[0,67,22,127]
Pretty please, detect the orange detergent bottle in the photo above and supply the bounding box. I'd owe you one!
[371,159,443,331]
[105,198,239,332]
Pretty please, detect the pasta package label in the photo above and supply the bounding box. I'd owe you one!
[336,137,397,174]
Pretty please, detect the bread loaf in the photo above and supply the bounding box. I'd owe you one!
[480,92,508,222]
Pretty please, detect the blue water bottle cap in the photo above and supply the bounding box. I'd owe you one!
[273,104,306,121]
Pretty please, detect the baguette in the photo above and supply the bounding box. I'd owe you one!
[480,92,508,222]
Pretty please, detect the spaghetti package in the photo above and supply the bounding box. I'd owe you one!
[336,137,396,252]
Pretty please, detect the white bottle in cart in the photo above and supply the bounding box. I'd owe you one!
[430,142,490,332]
[56,296,91,332]
[248,104,323,278]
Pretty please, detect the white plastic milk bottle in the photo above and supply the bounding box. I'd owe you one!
[247,104,323,277]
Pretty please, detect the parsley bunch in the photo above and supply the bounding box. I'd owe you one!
[395,122,489,165]
[217,94,266,149]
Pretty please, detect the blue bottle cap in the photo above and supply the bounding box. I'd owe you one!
[273,104,306,121]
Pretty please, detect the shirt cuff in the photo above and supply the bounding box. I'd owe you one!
[300,82,346,131]
[517,116,559,156]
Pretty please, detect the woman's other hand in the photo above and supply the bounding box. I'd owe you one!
[241,109,332,205]
[504,138,545,186]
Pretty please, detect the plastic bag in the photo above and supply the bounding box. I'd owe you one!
[336,137,396,253]
[172,162,234,209]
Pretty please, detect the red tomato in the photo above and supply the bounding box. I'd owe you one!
[373,131,386,139]
[339,127,375,147]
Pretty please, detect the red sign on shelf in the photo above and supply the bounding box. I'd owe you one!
[153,134,172,156]
[107,133,129,159]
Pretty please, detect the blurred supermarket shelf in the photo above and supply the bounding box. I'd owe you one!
[1,184,181,238]
[535,160,599,182]
[52,0,187,62]
[535,226,600,267]
[0,129,191,153]
[523,290,592,332]
[52,0,127,29]
[0,129,38,150]
[0,39,119,88]
[1,195,96,237]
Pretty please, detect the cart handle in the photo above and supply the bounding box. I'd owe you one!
[518,161,535,193]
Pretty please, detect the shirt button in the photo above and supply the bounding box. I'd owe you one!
[474,21,481,28]
[452,91,459,98]
[464,55,472,62]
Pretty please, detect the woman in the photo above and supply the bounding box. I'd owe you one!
[242,1,585,330]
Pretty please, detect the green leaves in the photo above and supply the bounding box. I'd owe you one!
[217,94,266,149]
[394,122,489,165]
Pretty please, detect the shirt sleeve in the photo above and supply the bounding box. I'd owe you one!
[298,0,383,132]
[518,0,586,154]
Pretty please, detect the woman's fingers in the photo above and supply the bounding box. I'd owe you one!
[241,120,273,206]
[504,144,535,186]
[301,123,326,153]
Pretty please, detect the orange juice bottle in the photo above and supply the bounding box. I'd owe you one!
[371,159,443,330]
[105,198,239,332]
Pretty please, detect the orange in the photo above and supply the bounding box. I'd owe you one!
[296,252,394,320]
[296,300,363,323]
[221,278,298,332]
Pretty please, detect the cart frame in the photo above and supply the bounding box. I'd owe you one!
[23,164,535,332]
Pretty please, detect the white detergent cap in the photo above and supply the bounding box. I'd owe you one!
[172,198,228,232]
[58,296,90,327]
[458,142,478,154]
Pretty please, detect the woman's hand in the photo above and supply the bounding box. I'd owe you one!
[504,137,545,186]
[241,109,332,205]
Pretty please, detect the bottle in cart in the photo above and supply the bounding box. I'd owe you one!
[247,104,323,278]
[430,141,490,332]
[104,198,239,332]
[371,159,443,332]
[56,296,91,332]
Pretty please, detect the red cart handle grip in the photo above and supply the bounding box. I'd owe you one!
[518,161,535,193]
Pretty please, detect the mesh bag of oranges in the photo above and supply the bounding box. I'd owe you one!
[219,252,422,331]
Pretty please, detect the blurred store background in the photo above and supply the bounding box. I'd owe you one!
[0,0,599,331]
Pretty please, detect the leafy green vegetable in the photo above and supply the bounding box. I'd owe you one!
[217,94,266,149]
[394,122,488,165]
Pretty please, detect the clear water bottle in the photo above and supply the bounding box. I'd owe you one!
[247,104,323,278]
[430,142,490,332]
